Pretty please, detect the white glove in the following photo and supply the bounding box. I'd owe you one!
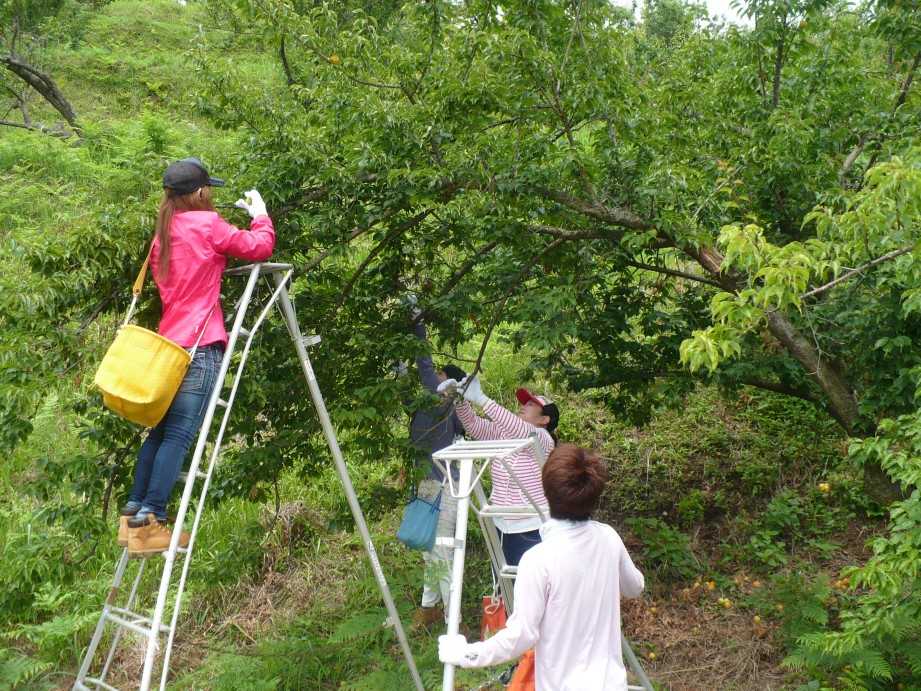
[459,374,489,407]
[404,294,423,320]
[235,189,268,218]
[439,634,477,667]
[437,378,457,395]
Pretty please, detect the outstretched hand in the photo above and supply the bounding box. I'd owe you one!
[459,374,489,406]
[234,189,268,219]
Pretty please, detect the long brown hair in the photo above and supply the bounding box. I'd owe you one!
[154,186,214,281]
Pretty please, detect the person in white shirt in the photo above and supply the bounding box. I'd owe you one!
[438,444,645,691]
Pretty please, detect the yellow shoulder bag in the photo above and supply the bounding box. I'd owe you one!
[93,246,195,427]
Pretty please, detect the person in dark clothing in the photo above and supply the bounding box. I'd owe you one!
[407,321,467,630]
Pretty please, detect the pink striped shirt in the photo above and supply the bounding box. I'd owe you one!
[455,399,554,532]
[151,210,275,347]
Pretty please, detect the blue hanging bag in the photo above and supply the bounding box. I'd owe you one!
[397,485,442,551]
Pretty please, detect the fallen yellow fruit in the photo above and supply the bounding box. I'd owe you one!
[330,54,340,64]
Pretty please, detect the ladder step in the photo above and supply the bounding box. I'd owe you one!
[238,327,251,338]
[479,505,546,518]
[177,470,208,482]
[105,609,171,636]
[75,677,120,691]
[435,537,464,549]
[216,397,229,408]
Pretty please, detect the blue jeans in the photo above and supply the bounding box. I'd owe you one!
[128,344,223,520]
[498,529,542,567]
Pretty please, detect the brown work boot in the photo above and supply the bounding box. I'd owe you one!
[127,515,190,558]
[117,505,139,547]
[411,605,445,631]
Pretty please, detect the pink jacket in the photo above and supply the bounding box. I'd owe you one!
[151,210,275,348]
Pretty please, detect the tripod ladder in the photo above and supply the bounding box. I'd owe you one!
[74,262,424,691]
[431,437,654,691]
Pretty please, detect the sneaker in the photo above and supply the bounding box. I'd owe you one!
[117,505,139,547]
[411,605,445,631]
[127,515,190,558]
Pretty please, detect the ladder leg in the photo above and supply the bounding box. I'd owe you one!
[622,636,655,691]
[441,458,474,691]
[144,264,267,690]
[470,483,517,614]
[99,554,147,683]
[74,549,131,688]
[274,279,424,691]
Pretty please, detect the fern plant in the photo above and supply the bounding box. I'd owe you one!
[0,647,53,691]
[780,412,921,689]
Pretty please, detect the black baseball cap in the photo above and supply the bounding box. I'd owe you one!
[515,388,560,433]
[440,365,468,381]
[162,157,225,195]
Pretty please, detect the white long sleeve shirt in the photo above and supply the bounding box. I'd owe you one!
[457,520,644,690]
[455,399,554,533]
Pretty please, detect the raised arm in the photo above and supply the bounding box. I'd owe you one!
[454,400,504,441]
[211,214,275,261]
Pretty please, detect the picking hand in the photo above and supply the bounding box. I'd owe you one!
[436,378,458,396]
[459,374,489,407]
[235,189,268,219]
[403,294,423,321]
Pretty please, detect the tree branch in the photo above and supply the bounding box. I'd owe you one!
[531,185,649,229]
[528,223,627,242]
[0,56,83,137]
[801,246,913,300]
[741,376,821,403]
[625,260,723,288]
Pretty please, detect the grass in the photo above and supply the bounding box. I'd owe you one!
[0,333,874,690]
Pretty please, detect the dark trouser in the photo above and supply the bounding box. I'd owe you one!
[498,528,542,567]
[128,344,223,520]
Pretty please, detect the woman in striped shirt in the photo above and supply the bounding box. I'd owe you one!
[439,375,559,566]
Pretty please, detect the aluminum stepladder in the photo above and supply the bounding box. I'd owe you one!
[431,437,654,691]
[75,262,425,691]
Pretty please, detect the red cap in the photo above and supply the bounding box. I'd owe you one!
[515,388,560,432]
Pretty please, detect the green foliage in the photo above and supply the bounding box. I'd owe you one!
[0,647,53,691]
[626,517,697,582]
[3,0,921,685]
[776,411,921,687]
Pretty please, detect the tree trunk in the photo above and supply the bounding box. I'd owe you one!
[0,56,83,138]
[694,245,906,505]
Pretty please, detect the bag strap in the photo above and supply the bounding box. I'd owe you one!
[122,244,153,327]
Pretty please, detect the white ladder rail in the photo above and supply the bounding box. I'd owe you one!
[271,269,425,691]
[76,262,425,691]
[138,261,270,691]
[159,265,295,687]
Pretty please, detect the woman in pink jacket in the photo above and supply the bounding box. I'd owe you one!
[119,158,275,557]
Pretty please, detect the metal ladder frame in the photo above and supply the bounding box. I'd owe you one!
[432,438,654,691]
[74,263,425,691]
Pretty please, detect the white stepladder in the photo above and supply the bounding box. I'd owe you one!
[74,262,425,691]
[431,437,655,691]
